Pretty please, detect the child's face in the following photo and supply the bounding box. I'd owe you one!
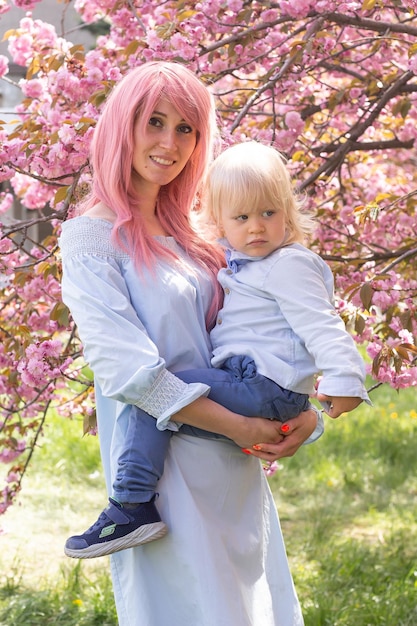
[220,204,287,257]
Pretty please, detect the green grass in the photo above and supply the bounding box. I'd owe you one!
[272,384,417,626]
[1,385,416,625]
[0,563,116,626]
[0,415,118,626]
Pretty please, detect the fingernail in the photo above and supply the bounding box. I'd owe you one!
[252,444,262,451]
[241,448,252,455]
[281,423,290,433]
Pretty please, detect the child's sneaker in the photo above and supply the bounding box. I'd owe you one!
[64,496,167,559]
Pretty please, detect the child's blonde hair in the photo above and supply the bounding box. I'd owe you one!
[205,141,315,245]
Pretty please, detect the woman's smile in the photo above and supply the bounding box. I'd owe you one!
[150,155,176,166]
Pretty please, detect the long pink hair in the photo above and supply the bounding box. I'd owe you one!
[80,61,224,328]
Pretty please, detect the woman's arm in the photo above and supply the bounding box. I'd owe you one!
[59,219,214,430]
[174,396,318,459]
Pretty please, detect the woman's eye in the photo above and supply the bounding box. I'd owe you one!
[148,117,162,127]
[178,124,194,134]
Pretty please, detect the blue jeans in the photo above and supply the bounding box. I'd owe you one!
[113,355,310,503]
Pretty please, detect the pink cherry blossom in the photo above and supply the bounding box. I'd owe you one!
[0,54,9,77]
[19,77,44,98]
[12,0,41,8]
[285,111,304,134]
[0,192,13,214]
[0,0,10,15]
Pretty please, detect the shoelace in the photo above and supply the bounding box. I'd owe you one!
[85,511,112,535]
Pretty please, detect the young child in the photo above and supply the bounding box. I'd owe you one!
[64,141,370,559]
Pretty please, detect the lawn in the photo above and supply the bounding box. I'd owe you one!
[0,383,416,625]
[273,383,417,626]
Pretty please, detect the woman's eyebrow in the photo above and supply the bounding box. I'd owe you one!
[152,110,187,123]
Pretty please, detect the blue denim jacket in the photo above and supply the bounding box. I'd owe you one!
[211,243,370,403]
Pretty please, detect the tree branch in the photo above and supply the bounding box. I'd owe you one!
[376,246,417,276]
[313,138,415,154]
[321,11,417,37]
[299,70,415,190]
[230,17,325,132]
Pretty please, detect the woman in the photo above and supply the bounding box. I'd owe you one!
[59,61,318,626]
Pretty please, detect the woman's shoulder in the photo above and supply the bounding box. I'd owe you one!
[59,207,128,261]
[82,202,116,222]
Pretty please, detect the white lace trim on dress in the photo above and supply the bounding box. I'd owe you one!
[60,217,181,259]
[60,218,129,259]
[137,369,188,419]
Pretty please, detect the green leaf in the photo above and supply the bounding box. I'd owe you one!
[362,0,378,10]
[83,409,97,436]
[54,186,70,205]
[360,282,373,310]
[50,301,71,327]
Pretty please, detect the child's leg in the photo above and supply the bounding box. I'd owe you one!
[64,406,169,559]
[177,357,323,443]
[217,354,310,418]
[178,354,309,440]
[112,404,171,504]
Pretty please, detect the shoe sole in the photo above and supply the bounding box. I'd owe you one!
[64,521,168,559]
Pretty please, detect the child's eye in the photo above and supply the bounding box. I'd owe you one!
[236,214,248,221]
[263,210,275,217]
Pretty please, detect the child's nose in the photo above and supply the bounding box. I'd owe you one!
[249,218,264,232]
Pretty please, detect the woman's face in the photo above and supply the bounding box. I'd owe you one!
[132,98,197,195]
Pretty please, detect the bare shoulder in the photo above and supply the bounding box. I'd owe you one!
[83,202,116,222]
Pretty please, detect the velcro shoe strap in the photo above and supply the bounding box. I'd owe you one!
[105,501,131,525]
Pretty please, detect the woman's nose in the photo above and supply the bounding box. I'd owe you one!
[158,129,177,149]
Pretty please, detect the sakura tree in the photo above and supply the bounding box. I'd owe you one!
[0,0,416,513]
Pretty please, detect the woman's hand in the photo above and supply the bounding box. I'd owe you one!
[176,396,318,460]
[243,407,318,462]
[229,416,286,449]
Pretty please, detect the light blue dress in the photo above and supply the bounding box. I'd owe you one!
[59,216,304,626]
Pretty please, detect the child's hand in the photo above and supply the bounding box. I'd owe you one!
[317,394,362,418]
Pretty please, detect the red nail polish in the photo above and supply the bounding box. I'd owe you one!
[281,423,290,433]
[252,444,262,451]
[241,448,252,455]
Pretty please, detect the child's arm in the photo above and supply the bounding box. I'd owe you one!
[316,393,363,418]
[269,249,371,410]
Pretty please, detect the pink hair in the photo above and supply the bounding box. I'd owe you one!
[80,61,224,329]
